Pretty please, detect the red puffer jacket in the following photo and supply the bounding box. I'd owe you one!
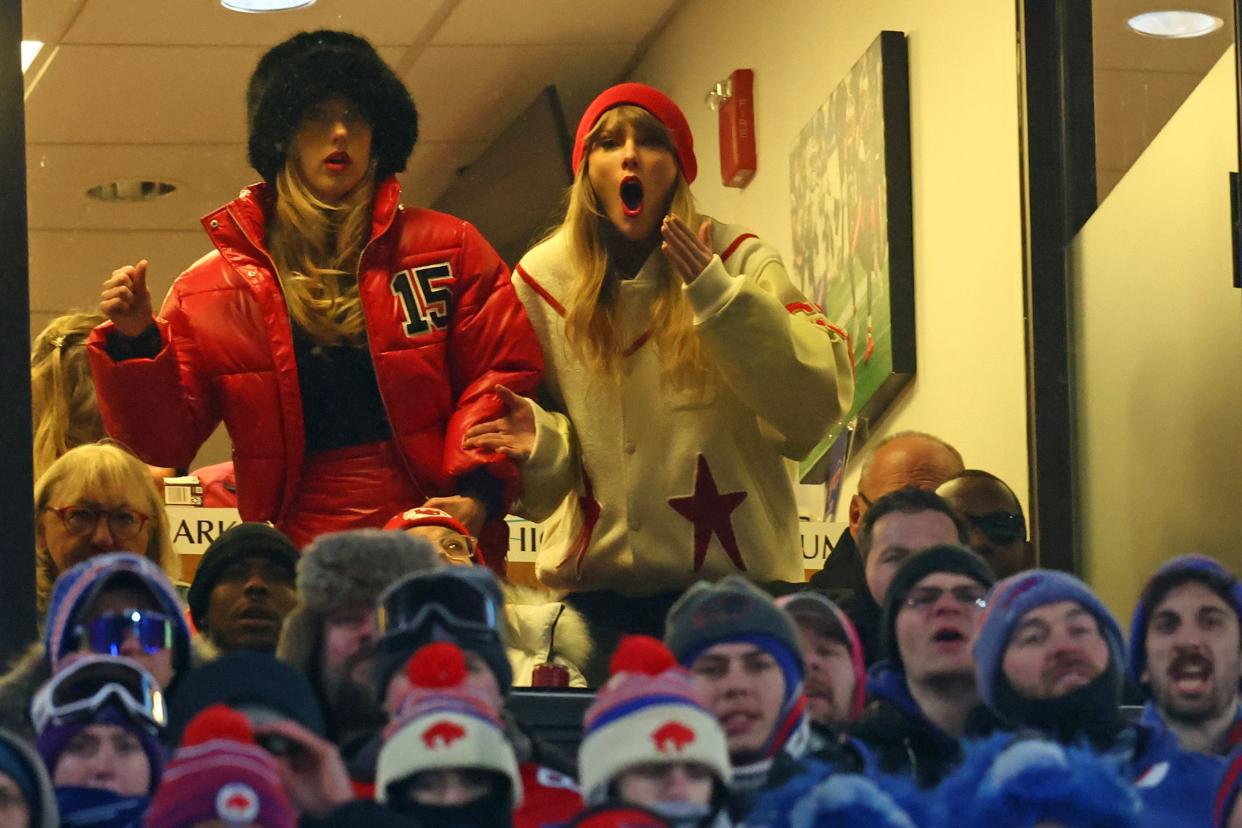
[88,176,543,530]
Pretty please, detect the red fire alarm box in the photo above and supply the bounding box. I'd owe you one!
[719,69,756,188]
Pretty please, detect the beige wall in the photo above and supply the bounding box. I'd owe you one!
[1072,47,1242,623]
[630,0,1029,520]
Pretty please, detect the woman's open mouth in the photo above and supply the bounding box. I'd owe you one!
[620,176,644,217]
[324,151,351,172]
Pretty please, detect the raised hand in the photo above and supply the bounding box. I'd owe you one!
[100,260,156,337]
[251,718,354,820]
[461,384,536,463]
[661,214,714,284]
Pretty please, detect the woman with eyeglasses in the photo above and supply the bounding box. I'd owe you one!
[87,30,541,552]
[0,554,191,745]
[32,656,166,828]
[33,443,176,618]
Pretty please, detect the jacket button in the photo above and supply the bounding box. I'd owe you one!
[209,219,219,229]
[623,441,636,454]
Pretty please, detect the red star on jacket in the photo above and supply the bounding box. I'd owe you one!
[668,454,748,572]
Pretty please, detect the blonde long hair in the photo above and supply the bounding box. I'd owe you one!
[31,312,108,480]
[558,106,708,385]
[33,441,177,616]
[266,156,376,346]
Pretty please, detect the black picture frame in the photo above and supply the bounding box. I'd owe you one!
[788,30,915,481]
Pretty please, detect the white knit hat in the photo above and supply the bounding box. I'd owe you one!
[579,636,730,802]
[375,643,523,807]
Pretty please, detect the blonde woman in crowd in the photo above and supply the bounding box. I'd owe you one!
[30,312,107,482]
[33,443,176,616]
[88,30,541,550]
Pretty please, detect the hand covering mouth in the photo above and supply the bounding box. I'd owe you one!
[620,175,644,216]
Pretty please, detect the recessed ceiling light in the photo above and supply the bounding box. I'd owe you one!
[86,179,178,203]
[1127,10,1224,38]
[21,41,42,73]
[220,0,317,12]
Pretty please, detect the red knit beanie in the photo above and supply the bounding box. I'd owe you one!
[572,83,697,183]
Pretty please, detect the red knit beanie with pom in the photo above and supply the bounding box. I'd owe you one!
[145,705,296,828]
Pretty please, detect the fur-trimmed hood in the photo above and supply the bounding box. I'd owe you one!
[503,584,592,688]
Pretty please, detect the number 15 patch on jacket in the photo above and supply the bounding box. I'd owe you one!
[391,262,454,337]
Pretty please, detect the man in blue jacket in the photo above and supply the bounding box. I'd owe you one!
[1128,554,1242,757]
[974,569,1226,826]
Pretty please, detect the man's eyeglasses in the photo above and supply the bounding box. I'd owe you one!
[46,506,150,540]
[967,511,1026,546]
[903,586,988,612]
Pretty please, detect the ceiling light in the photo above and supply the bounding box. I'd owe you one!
[220,0,317,11]
[1126,10,1224,38]
[21,41,42,73]
[86,179,178,203]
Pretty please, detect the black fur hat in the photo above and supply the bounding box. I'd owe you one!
[246,29,418,182]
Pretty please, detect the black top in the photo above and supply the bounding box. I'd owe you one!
[291,326,390,453]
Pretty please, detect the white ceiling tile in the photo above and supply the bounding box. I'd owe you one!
[63,0,441,47]
[398,140,490,207]
[21,0,83,41]
[29,229,210,317]
[434,0,679,45]
[25,44,405,145]
[27,143,257,231]
[405,43,630,143]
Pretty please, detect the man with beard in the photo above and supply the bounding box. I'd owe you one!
[1129,555,1242,756]
[935,470,1034,579]
[275,529,441,781]
[975,569,1226,826]
[774,593,865,737]
[188,523,300,654]
[849,545,1000,788]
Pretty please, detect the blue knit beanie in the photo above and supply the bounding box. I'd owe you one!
[1128,554,1242,691]
[44,553,190,677]
[973,570,1126,711]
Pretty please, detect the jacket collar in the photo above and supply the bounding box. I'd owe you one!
[203,175,403,259]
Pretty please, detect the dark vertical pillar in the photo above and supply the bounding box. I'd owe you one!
[1018,0,1097,573]
[0,1,37,658]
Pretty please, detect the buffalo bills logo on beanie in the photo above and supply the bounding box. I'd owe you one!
[422,721,468,749]
[652,722,696,754]
[215,783,260,825]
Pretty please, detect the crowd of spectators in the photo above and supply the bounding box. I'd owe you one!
[3,424,1239,828]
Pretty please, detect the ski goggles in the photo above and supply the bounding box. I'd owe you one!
[377,572,500,638]
[31,655,166,735]
[74,609,175,657]
[967,511,1027,546]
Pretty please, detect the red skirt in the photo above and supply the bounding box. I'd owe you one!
[278,440,421,548]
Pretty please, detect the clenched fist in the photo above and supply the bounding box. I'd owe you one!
[100,260,155,337]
